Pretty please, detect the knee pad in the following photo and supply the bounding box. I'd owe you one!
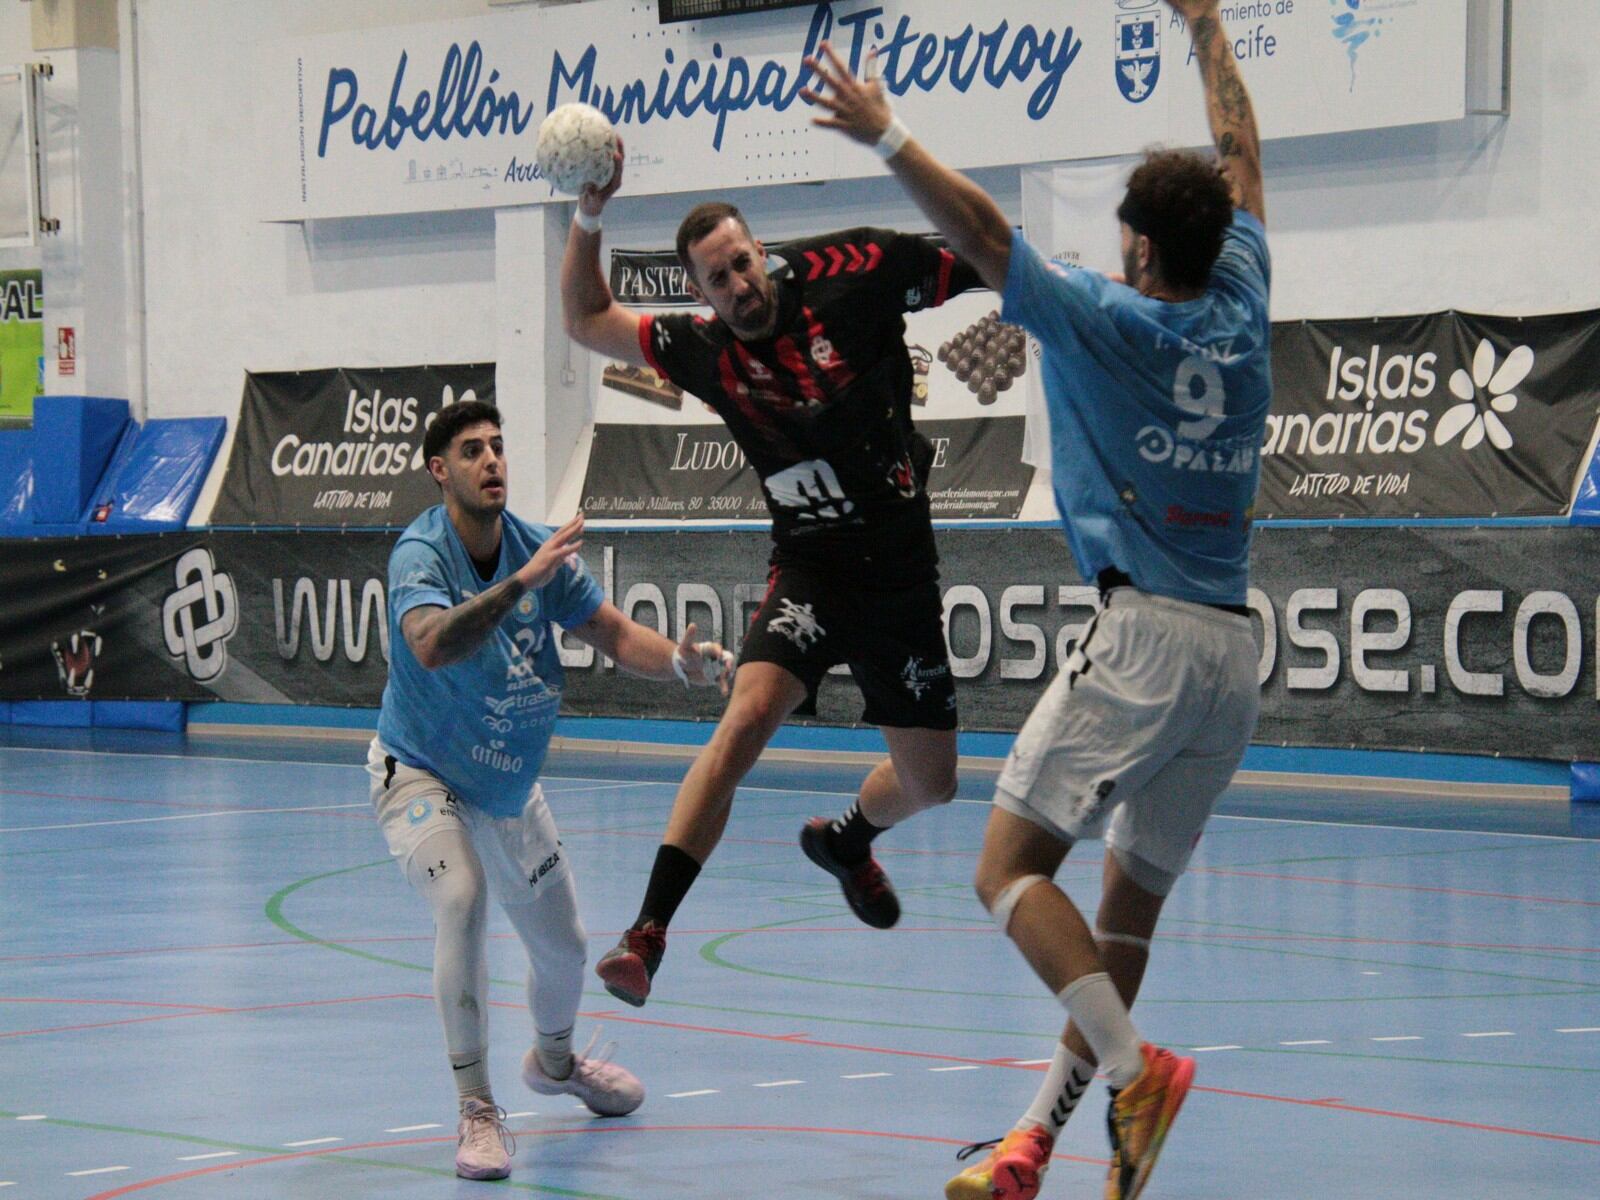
[986,873,1050,935]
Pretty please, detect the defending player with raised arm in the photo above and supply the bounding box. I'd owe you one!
[561,135,985,1009]
[809,3,1269,1198]
[368,400,732,1182]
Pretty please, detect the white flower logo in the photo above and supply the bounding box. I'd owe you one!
[1434,339,1533,451]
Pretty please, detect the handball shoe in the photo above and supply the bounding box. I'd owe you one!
[800,817,901,929]
[455,1098,513,1180]
[595,922,665,1007]
[1104,1043,1194,1200]
[523,1035,644,1117]
[946,1124,1055,1200]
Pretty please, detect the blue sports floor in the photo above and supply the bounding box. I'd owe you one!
[2,727,1597,1198]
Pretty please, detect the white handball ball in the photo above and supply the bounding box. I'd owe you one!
[535,103,618,195]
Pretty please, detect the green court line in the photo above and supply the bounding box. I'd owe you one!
[0,1108,624,1198]
[1231,840,1591,867]
[261,866,1600,1074]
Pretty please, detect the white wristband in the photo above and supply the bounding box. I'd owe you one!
[574,208,602,234]
[874,117,911,161]
[671,645,691,688]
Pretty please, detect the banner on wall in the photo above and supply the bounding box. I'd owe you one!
[258,0,1469,221]
[211,363,495,527]
[1259,310,1600,518]
[3,525,1597,762]
[0,269,43,424]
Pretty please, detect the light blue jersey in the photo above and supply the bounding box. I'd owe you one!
[1002,212,1271,606]
[376,506,603,817]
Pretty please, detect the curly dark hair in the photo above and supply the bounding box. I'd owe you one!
[675,201,754,276]
[422,399,502,467]
[1116,150,1235,290]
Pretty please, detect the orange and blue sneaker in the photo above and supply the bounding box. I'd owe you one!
[1103,1043,1194,1200]
[945,1124,1054,1200]
[595,922,666,1007]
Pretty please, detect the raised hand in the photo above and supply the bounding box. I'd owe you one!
[579,136,626,218]
[800,41,894,145]
[516,512,585,592]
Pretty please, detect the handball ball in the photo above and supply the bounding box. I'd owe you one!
[536,103,618,195]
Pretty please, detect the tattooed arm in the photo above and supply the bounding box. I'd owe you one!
[1168,1,1266,223]
[402,514,585,669]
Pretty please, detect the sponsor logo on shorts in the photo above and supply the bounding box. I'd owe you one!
[767,598,826,651]
[900,654,950,699]
[527,849,562,887]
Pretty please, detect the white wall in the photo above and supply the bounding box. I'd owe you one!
[31,0,1600,523]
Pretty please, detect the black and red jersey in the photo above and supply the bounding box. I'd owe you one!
[639,227,980,576]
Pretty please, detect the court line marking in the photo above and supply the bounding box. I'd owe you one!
[1192,1045,1242,1052]
[175,1152,237,1162]
[842,1072,892,1079]
[282,1137,341,1147]
[1462,1031,1514,1038]
[930,1065,980,1072]
[67,1167,129,1177]
[1279,1040,1330,1046]
[504,1112,537,1119]
[5,745,1592,841]
[382,1123,440,1133]
[1372,1036,1423,1042]
[665,1090,718,1098]
[752,1080,803,1088]
[1556,1027,1600,1034]
[0,803,368,834]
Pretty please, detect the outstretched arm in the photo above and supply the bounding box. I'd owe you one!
[567,604,734,695]
[802,44,1013,293]
[1169,0,1265,223]
[559,141,650,365]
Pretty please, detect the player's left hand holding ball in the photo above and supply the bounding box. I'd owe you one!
[579,136,626,222]
[672,622,735,696]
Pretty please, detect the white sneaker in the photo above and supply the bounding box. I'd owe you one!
[455,1098,513,1180]
[522,1032,644,1117]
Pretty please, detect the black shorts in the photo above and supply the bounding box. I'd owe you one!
[740,562,957,730]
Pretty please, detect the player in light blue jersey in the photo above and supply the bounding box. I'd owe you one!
[369,400,733,1181]
[807,3,1267,1196]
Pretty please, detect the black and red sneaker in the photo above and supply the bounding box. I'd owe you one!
[799,818,901,929]
[595,922,666,1007]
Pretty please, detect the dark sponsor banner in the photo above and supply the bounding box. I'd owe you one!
[1261,309,1600,517]
[579,418,1031,521]
[212,364,495,527]
[0,532,218,702]
[5,525,1595,761]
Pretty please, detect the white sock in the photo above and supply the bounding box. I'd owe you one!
[536,1026,575,1080]
[449,1049,492,1104]
[1020,1043,1097,1136]
[1056,973,1143,1089]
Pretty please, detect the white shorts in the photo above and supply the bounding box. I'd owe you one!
[367,739,570,905]
[995,588,1259,892]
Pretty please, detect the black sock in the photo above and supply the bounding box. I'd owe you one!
[829,801,886,865]
[635,844,702,930]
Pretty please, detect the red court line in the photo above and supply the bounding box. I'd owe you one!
[0,996,226,1012]
[1193,1084,1600,1147]
[82,1124,1107,1199]
[1190,866,1600,908]
[0,993,429,1040]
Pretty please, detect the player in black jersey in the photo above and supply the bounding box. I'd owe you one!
[560,145,982,1006]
